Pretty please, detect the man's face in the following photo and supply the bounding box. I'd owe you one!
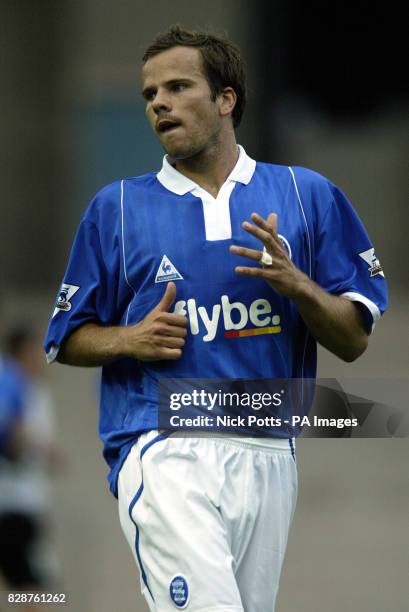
[141,46,223,159]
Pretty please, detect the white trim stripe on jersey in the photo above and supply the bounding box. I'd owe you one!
[120,179,137,325]
[288,167,312,279]
[340,291,381,333]
[288,167,312,403]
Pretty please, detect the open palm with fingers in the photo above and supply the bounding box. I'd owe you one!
[230,212,308,300]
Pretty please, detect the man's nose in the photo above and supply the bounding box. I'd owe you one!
[152,89,171,114]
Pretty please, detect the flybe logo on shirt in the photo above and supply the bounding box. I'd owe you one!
[173,295,281,342]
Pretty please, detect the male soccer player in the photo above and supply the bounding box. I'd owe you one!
[44,26,388,612]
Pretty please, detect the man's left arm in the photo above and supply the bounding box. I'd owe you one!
[289,275,368,362]
[230,212,369,363]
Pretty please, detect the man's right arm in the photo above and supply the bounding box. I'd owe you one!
[57,282,187,367]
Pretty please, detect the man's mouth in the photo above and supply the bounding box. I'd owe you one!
[157,120,181,133]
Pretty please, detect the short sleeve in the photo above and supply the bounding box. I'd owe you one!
[314,182,388,333]
[44,188,127,362]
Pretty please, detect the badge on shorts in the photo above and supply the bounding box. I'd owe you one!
[169,575,189,608]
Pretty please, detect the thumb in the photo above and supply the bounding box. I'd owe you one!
[266,212,278,236]
[156,281,177,312]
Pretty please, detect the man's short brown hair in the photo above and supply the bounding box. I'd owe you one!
[142,25,246,128]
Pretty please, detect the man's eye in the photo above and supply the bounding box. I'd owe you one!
[173,83,187,92]
[144,91,156,101]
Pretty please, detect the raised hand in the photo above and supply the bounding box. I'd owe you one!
[229,212,308,300]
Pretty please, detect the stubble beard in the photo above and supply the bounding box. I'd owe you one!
[162,139,200,161]
[161,126,221,162]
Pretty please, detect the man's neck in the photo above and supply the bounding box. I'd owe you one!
[174,132,239,198]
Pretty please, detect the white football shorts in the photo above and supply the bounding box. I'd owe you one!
[118,431,298,612]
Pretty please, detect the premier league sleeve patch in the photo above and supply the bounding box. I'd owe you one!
[169,575,190,608]
[358,248,384,277]
[52,283,80,317]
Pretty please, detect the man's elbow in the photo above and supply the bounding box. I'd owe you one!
[55,339,71,364]
[340,333,369,363]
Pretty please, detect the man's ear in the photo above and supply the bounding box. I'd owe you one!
[218,87,237,121]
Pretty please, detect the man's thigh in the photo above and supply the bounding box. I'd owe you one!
[227,446,298,612]
[117,432,244,612]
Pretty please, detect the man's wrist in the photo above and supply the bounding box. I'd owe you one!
[115,324,136,359]
[288,272,314,303]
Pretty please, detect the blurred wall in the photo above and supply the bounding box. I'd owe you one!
[1,0,67,289]
[1,3,408,612]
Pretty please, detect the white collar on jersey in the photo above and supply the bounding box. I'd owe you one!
[156,145,256,195]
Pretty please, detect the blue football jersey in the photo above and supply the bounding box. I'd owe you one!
[44,147,388,496]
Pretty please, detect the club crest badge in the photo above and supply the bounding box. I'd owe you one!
[169,575,189,608]
[278,234,292,260]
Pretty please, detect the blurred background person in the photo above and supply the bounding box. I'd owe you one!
[0,327,63,601]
